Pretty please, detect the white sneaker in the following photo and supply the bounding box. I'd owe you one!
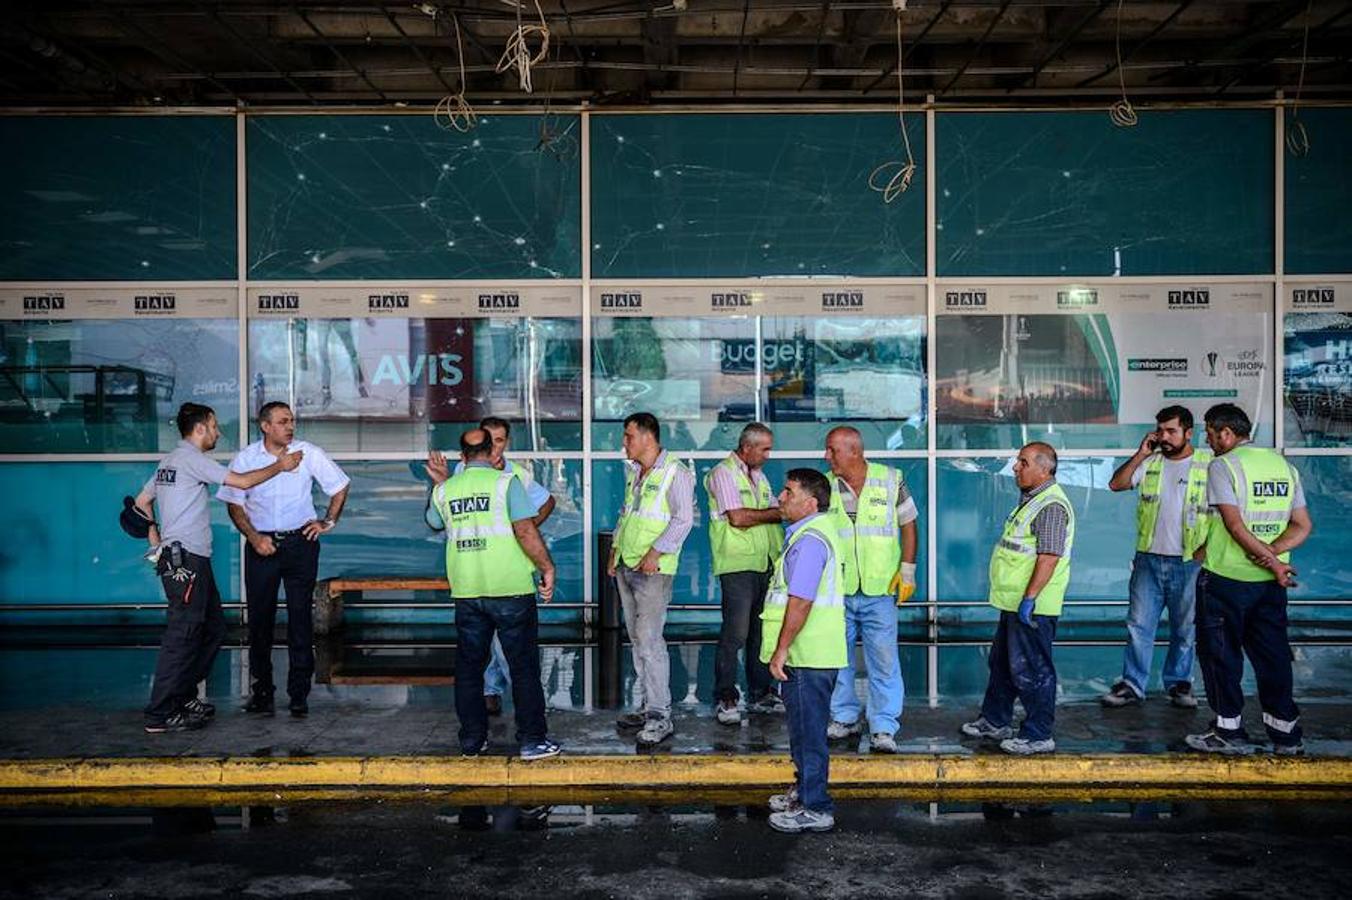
[826,720,861,741]
[768,807,835,833]
[999,736,1056,755]
[636,716,674,745]
[960,716,1014,740]
[870,732,900,754]
[715,701,742,726]
[768,786,799,813]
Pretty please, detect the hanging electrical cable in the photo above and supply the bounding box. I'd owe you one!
[1286,0,1313,156]
[1108,0,1138,127]
[432,9,478,133]
[868,1,917,204]
[496,0,551,94]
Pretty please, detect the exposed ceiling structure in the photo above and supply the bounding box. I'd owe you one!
[1,0,1349,108]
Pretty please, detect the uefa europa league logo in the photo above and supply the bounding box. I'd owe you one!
[1205,351,1219,377]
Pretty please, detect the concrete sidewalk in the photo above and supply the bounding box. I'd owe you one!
[3,696,1351,806]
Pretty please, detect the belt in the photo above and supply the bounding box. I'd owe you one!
[265,529,304,539]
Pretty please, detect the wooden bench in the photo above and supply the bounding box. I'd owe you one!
[313,577,449,635]
[313,576,453,685]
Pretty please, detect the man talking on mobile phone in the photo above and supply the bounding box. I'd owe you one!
[1101,406,1211,710]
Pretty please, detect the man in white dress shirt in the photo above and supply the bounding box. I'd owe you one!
[220,401,350,718]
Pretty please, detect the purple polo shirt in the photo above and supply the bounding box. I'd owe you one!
[782,512,831,602]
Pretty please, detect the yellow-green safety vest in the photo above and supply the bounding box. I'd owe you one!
[704,455,784,576]
[759,514,847,669]
[1135,449,1213,559]
[828,462,906,596]
[1203,446,1299,583]
[433,466,537,598]
[988,482,1076,617]
[614,453,691,576]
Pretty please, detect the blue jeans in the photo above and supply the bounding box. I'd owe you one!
[1118,552,1199,697]
[783,666,838,814]
[829,593,904,735]
[454,594,547,752]
[483,636,511,697]
[980,611,1058,742]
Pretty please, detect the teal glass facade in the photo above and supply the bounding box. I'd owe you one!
[2,107,1349,699]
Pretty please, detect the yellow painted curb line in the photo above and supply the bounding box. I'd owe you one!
[2,754,1350,793]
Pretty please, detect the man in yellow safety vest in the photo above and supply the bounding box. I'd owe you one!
[607,411,695,747]
[762,468,846,834]
[1102,405,1211,709]
[961,442,1075,755]
[706,422,785,725]
[425,428,560,761]
[822,426,919,754]
[1186,404,1313,755]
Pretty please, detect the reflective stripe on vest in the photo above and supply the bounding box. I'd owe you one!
[615,454,689,575]
[988,482,1076,617]
[435,467,537,598]
[1135,449,1213,558]
[828,462,904,597]
[759,515,847,670]
[1203,446,1297,583]
[704,455,784,576]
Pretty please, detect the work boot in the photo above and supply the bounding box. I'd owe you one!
[1101,682,1142,708]
[1272,742,1305,756]
[826,719,861,741]
[960,716,1013,740]
[288,699,309,719]
[1168,683,1199,709]
[715,700,742,726]
[768,808,834,833]
[999,737,1056,755]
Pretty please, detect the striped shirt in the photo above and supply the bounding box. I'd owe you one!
[1018,478,1069,557]
[622,450,696,555]
[707,454,778,515]
[832,468,918,525]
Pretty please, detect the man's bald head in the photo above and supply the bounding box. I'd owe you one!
[1025,441,1058,475]
[460,428,493,461]
[823,425,865,476]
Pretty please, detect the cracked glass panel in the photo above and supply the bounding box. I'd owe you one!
[937,110,1273,276]
[248,114,581,279]
[0,116,236,280]
[0,319,240,453]
[1285,107,1352,274]
[590,113,926,278]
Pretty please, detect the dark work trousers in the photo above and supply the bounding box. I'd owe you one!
[979,611,1059,742]
[1196,570,1303,747]
[144,549,226,724]
[245,533,321,703]
[782,666,838,814]
[714,568,773,703]
[455,594,547,752]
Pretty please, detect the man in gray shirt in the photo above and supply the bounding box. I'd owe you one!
[133,403,302,733]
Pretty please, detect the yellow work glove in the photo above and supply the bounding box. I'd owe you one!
[890,562,917,605]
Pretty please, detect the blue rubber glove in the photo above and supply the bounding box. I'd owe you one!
[1018,597,1037,628]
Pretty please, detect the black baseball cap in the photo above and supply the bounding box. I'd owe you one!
[119,496,154,539]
